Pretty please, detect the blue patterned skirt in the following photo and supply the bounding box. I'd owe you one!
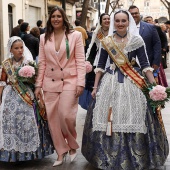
[82,100,169,170]
[0,85,54,162]
[0,120,54,162]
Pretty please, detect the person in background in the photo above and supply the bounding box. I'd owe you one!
[37,20,45,35]
[154,18,159,26]
[160,23,169,69]
[20,22,30,39]
[79,13,110,110]
[145,16,168,86]
[21,26,40,61]
[29,27,40,61]
[129,6,161,84]
[74,19,88,48]
[34,6,86,167]
[165,20,170,30]
[30,27,40,63]
[85,26,96,55]
[10,19,24,37]
[164,20,170,64]
[145,16,166,47]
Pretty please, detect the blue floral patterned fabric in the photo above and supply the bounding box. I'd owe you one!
[0,85,54,162]
[0,119,54,162]
[82,100,169,170]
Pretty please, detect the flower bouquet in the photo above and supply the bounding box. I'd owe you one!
[142,83,170,111]
[15,61,38,86]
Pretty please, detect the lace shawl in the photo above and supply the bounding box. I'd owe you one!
[92,72,147,134]
[0,85,40,153]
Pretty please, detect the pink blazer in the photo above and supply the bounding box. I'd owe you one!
[36,31,86,92]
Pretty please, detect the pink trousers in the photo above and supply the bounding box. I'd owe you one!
[44,91,79,155]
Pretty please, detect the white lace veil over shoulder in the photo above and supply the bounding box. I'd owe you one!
[7,36,33,62]
[86,21,101,60]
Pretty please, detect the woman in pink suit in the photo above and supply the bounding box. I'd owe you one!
[35,6,86,166]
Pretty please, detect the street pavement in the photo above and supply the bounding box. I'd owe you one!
[1,67,170,170]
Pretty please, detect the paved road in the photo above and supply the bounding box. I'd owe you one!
[1,67,170,170]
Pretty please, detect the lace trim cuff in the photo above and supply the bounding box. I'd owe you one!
[94,68,105,74]
[142,67,154,74]
[35,84,42,88]
[0,81,6,86]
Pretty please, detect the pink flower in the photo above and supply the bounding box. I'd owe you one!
[18,65,35,78]
[85,61,92,73]
[149,85,167,101]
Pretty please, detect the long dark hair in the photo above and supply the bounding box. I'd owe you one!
[44,6,73,44]
[100,13,110,25]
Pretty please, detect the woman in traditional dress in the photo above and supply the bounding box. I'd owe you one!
[81,10,169,170]
[0,36,54,162]
[79,13,110,110]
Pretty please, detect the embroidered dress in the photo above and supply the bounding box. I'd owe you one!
[0,60,54,162]
[81,36,169,169]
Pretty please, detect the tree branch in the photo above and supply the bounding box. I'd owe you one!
[109,0,120,15]
[164,0,170,5]
[132,0,135,5]
[160,0,169,9]
[105,0,110,13]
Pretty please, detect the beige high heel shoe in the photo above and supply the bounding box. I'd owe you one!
[69,150,77,162]
[53,152,67,167]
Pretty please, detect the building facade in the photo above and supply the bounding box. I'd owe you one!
[0,0,81,62]
[99,0,169,22]
[75,0,98,31]
[120,0,168,22]
[0,0,46,62]
[1,0,169,62]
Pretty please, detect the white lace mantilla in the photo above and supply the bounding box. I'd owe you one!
[0,81,6,86]
[100,35,144,54]
[0,85,40,153]
[92,72,147,134]
[0,85,7,148]
[124,35,144,53]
